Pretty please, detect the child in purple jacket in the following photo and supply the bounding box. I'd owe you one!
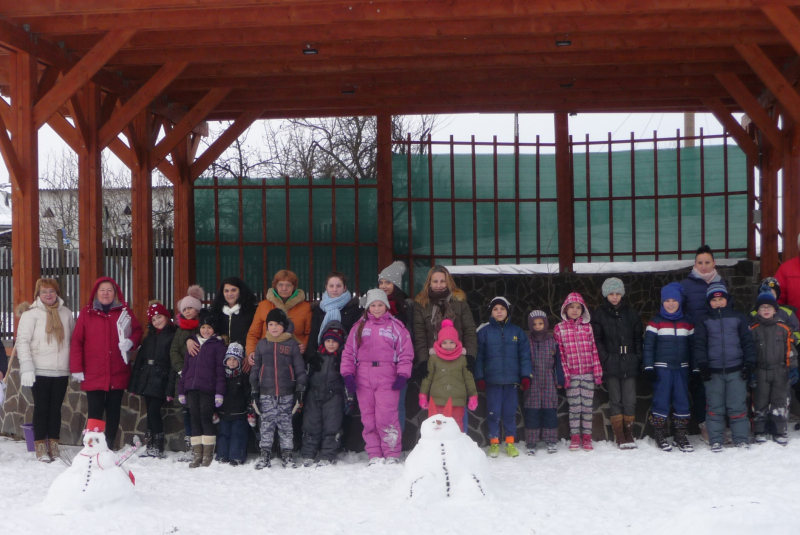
[341,289,414,466]
[178,310,227,468]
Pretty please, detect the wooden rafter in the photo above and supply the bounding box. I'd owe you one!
[36,65,60,102]
[702,97,759,161]
[736,43,800,125]
[189,109,261,181]
[715,72,783,150]
[0,109,23,185]
[762,4,800,56]
[100,92,119,125]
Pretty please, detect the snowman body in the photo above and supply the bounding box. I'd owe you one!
[402,413,491,501]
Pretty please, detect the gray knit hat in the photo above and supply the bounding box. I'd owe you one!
[364,288,391,311]
[378,261,406,288]
[601,277,625,298]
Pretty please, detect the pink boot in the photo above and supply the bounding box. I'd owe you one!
[569,435,581,451]
[582,434,593,451]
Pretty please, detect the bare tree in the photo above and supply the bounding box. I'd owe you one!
[202,120,274,179]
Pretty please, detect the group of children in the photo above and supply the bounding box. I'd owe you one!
[133,274,797,469]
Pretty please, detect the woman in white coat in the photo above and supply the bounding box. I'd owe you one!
[15,278,74,462]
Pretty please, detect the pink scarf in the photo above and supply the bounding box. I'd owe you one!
[692,267,719,284]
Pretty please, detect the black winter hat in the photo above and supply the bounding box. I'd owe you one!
[266,308,290,331]
[198,309,217,332]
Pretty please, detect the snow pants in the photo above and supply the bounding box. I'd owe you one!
[605,376,636,417]
[651,368,691,419]
[31,375,68,441]
[302,389,344,461]
[524,408,558,444]
[753,367,790,436]
[356,363,401,459]
[705,372,748,445]
[258,394,294,451]
[216,419,249,462]
[566,374,594,436]
[486,384,519,441]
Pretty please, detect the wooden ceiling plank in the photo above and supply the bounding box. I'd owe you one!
[98,61,189,149]
[716,72,783,150]
[189,109,262,181]
[761,5,800,56]
[736,43,800,125]
[32,28,136,128]
[702,97,759,160]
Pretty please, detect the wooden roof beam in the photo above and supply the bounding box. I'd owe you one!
[98,61,188,149]
[189,109,262,181]
[762,4,800,56]
[32,29,136,129]
[702,97,758,160]
[736,43,800,125]
[716,72,783,150]
[0,109,23,185]
[149,87,231,170]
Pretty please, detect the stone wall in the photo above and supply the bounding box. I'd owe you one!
[2,260,778,451]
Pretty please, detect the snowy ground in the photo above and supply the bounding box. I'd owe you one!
[3,431,800,535]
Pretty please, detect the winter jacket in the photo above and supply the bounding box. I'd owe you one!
[749,306,800,348]
[693,302,757,374]
[341,312,414,379]
[388,289,415,340]
[643,315,695,370]
[308,348,345,403]
[178,335,227,397]
[250,332,307,397]
[128,323,178,399]
[214,305,256,348]
[246,290,312,356]
[775,257,800,310]
[16,297,75,377]
[220,370,251,421]
[305,297,362,361]
[475,317,532,385]
[680,272,729,323]
[70,277,144,392]
[750,317,797,371]
[421,352,477,406]
[169,323,196,374]
[591,300,643,378]
[413,291,477,366]
[553,293,603,387]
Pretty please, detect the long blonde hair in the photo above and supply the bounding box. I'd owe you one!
[33,278,65,347]
[414,265,465,307]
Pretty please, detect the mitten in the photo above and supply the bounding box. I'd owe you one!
[698,366,712,382]
[520,377,531,391]
[418,394,429,410]
[392,375,408,391]
[790,368,799,386]
[594,376,603,386]
[71,372,85,382]
[179,395,186,405]
[166,396,174,402]
[740,365,754,381]
[118,339,134,352]
[476,379,486,392]
[20,370,35,388]
[343,374,357,393]
[467,395,478,411]
[214,395,223,408]
[644,367,658,383]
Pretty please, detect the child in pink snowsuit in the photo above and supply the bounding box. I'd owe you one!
[341,289,414,465]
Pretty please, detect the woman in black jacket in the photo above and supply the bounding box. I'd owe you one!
[129,301,178,458]
[209,276,258,371]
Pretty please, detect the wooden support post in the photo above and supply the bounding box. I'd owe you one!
[77,82,104,305]
[760,135,780,278]
[376,114,394,271]
[173,137,196,307]
[10,50,40,318]
[555,112,574,272]
[130,109,153,322]
[783,118,800,261]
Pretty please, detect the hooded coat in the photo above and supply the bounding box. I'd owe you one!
[70,277,144,392]
[16,297,75,377]
[553,293,603,387]
[128,323,178,399]
[177,334,227,397]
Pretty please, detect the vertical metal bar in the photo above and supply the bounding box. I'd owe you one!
[214,174,220,290]
[407,133,413,290]
[472,135,478,265]
[450,134,457,264]
[676,128,683,257]
[354,170,361,294]
[284,174,291,269]
[308,172,314,296]
[493,135,499,263]
[723,132,730,255]
[608,132,614,261]
[535,134,541,263]
[428,134,435,266]
[585,133,591,262]
[630,131,637,260]
[331,177,337,271]
[515,131,520,263]
[700,127,706,247]
[653,130,660,260]
[238,174,244,281]
[262,178,267,298]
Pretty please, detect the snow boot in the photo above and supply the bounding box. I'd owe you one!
[610,414,626,449]
[316,459,334,467]
[138,431,155,458]
[201,436,216,467]
[622,415,638,449]
[34,440,52,463]
[755,433,768,444]
[385,457,401,465]
[734,442,749,449]
[188,438,203,468]
[526,447,536,456]
[367,457,384,467]
[650,415,672,451]
[774,434,788,446]
[672,418,693,452]
[154,433,166,459]
[710,442,723,453]
[505,438,519,458]
[546,442,558,454]
[177,436,193,462]
[281,449,296,468]
[581,434,593,451]
[254,449,271,470]
[569,435,581,451]
[47,438,60,462]
[302,458,315,468]
[488,439,500,458]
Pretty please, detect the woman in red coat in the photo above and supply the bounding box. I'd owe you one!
[70,277,144,449]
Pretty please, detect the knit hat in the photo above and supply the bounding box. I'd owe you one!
[364,288,391,311]
[490,296,512,314]
[320,320,346,347]
[527,310,550,341]
[661,282,683,304]
[759,277,780,300]
[706,282,729,303]
[225,342,244,364]
[266,308,290,330]
[198,309,217,332]
[147,300,171,320]
[378,261,406,288]
[601,277,625,298]
[178,285,204,314]
[433,319,463,361]
[755,291,778,312]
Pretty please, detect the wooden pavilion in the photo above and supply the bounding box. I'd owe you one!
[0,1,799,322]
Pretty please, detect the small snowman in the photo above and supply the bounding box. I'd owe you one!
[43,419,135,510]
[401,399,491,502]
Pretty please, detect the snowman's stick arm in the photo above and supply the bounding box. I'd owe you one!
[115,436,147,467]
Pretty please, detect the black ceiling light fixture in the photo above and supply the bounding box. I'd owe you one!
[555,34,572,47]
[341,86,357,95]
[559,79,575,89]
[302,43,318,55]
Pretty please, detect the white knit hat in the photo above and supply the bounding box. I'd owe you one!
[364,288,391,310]
[178,284,204,313]
[378,261,406,288]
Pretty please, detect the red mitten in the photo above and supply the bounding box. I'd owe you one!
[476,380,486,392]
[467,395,478,411]
[521,377,531,391]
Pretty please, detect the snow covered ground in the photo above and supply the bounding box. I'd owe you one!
[2,431,800,535]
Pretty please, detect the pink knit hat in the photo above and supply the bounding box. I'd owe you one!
[433,319,463,361]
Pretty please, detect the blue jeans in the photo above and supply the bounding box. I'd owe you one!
[652,368,691,419]
[216,419,249,462]
[486,384,519,441]
[705,372,748,445]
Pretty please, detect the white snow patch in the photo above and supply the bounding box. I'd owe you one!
[444,258,743,276]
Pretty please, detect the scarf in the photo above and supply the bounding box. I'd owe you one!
[428,288,453,327]
[387,294,399,316]
[433,341,463,361]
[225,365,242,378]
[273,288,299,304]
[660,305,683,322]
[318,291,351,342]
[179,317,199,330]
[691,267,720,284]
[223,304,241,316]
[42,298,65,348]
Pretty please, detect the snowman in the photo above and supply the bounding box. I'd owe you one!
[43,419,136,510]
[401,399,491,501]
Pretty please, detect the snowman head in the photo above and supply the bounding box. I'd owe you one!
[82,418,109,451]
[420,398,462,442]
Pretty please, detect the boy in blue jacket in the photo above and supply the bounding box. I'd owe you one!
[475,297,532,458]
[643,282,695,452]
[693,283,756,452]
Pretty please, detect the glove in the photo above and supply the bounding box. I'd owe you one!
[392,375,408,391]
[644,368,658,383]
[520,377,531,391]
[790,368,799,386]
[118,339,134,352]
[418,394,429,410]
[468,395,478,411]
[309,354,322,373]
[594,376,603,386]
[214,395,223,408]
[476,380,486,392]
[740,365,754,381]
[179,395,186,405]
[465,355,476,373]
[20,370,35,388]
[71,372,85,383]
[166,396,174,402]
[698,366,712,382]
[343,374,357,393]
